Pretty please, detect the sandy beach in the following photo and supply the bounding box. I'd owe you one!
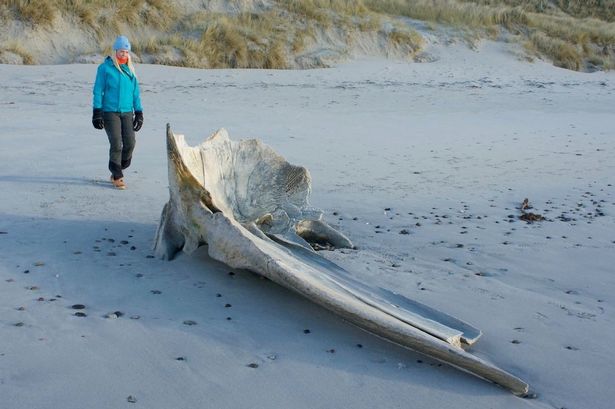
[1,40,614,409]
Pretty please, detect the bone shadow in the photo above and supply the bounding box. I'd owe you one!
[0,213,515,401]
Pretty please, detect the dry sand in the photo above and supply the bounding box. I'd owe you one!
[1,40,614,409]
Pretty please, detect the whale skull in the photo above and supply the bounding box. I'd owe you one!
[154,124,530,396]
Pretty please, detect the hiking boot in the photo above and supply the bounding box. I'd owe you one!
[110,176,126,190]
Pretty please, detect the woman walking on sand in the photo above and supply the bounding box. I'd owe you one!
[92,35,144,190]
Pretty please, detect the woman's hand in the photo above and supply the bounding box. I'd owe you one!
[133,111,143,132]
[92,109,104,129]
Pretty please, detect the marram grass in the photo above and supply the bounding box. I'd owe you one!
[1,0,614,70]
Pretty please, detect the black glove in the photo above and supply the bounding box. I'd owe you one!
[92,108,104,129]
[133,111,143,132]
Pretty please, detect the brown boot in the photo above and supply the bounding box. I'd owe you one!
[110,176,126,190]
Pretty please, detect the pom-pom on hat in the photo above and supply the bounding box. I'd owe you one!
[113,35,131,51]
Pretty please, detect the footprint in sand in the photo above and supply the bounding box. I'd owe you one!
[104,311,124,319]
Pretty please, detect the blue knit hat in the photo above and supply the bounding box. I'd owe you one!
[113,35,131,51]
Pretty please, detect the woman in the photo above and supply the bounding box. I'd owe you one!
[92,35,144,190]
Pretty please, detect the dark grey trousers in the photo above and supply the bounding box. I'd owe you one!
[103,112,135,180]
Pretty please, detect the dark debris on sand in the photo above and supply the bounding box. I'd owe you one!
[518,198,545,223]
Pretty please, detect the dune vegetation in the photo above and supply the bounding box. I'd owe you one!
[1,0,613,70]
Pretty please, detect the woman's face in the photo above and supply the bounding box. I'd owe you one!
[115,49,129,59]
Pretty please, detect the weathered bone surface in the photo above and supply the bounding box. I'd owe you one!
[154,124,530,396]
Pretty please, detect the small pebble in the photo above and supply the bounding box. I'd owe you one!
[224,303,232,308]
[146,255,155,259]
[71,304,86,310]
[130,246,136,250]
[183,320,197,326]
[511,339,521,344]
[150,290,162,294]
[14,322,25,327]
[176,356,186,361]
[303,329,311,334]
[74,312,87,317]
[247,363,259,368]
[127,396,137,403]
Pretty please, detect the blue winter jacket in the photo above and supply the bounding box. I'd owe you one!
[92,56,143,113]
